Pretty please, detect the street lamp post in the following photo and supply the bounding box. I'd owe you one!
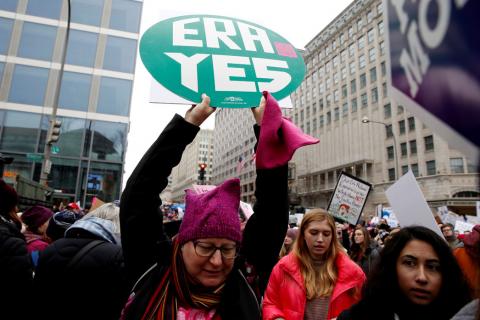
[362,116,400,180]
[40,0,71,186]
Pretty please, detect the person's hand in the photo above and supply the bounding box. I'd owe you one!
[185,94,215,126]
[251,94,266,126]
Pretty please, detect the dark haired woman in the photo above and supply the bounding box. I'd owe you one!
[349,226,380,276]
[338,226,471,320]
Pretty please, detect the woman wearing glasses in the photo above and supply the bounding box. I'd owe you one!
[120,92,317,320]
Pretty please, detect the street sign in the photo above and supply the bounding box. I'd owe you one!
[51,145,60,154]
[384,0,479,161]
[140,14,305,108]
[26,153,43,161]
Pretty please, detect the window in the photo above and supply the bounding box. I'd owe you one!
[380,41,385,56]
[351,98,358,112]
[340,33,345,45]
[51,116,86,157]
[90,120,127,161]
[399,120,405,134]
[333,55,339,68]
[361,93,368,108]
[388,168,396,181]
[342,102,348,117]
[378,21,384,35]
[370,67,377,82]
[382,82,387,97]
[349,26,354,38]
[59,72,92,111]
[359,54,366,69]
[409,140,417,155]
[400,142,407,156]
[326,78,331,90]
[97,77,133,116]
[326,94,331,107]
[367,28,375,43]
[402,165,409,175]
[342,85,347,98]
[398,105,404,114]
[357,18,363,30]
[367,10,373,22]
[319,115,324,128]
[386,124,393,138]
[408,117,415,131]
[450,158,464,173]
[9,65,49,106]
[360,73,366,88]
[110,0,142,33]
[341,67,347,80]
[326,111,331,124]
[381,61,387,76]
[424,135,434,151]
[350,61,356,75]
[349,43,355,57]
[334,107,340,121]
[26,0,62,19]
[319,98,324,109]
[351,79,357,94]
[377,3,383,14]
[71,0,105,26]
[411,163,419,177]
[358,36,365,50]
[387,146,394,160]
[18,22,57,61]
[334,72,339,84]
[66,30,98,67]
[0,62,4,80]
[0,18,14,55]
[340,50,347,62]
[334,90,339,102]
[104,36,137,73]
[369,47,376,62]
[426,160,436,175]
[0,111,41,153]
[371,87,378,103]
[0,0,18,11]
[384,103,391,118]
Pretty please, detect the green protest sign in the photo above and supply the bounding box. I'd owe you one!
[140,15,305,108]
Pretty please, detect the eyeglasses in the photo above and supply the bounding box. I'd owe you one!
[193,241,238,260]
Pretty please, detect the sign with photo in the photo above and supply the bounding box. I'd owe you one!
[327,172,372,225]
[140,14,305,108]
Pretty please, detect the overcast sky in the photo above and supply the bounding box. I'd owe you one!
[123,0,354,187]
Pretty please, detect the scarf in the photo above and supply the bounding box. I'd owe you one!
[141,239,224,320]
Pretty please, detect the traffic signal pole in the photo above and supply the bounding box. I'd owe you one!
[40,0,70,186]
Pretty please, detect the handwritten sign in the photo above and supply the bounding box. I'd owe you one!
[327,172,372,225]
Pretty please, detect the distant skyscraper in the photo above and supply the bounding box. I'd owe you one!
[0,0,143,208]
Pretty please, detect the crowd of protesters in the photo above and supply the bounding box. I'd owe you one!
[1,92,479,320]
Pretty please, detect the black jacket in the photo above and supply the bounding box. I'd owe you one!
[0,218,33,319]
[120,115,289,320]
[33,236,129,320]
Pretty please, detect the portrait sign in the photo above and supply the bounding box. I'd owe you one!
[384,0,479,160]
[140,14,305,108]
[327,172,372,225]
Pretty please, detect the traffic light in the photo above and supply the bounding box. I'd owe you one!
[47,119,62,144]
[198,163,207,183]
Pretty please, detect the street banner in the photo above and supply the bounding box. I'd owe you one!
[140,14,305,108]
[384,0,480,161]
[327,172,372,225]
[385,170,443,238]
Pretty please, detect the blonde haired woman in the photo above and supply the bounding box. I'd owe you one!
[263,209,365,320]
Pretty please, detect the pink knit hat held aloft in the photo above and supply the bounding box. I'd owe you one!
[178,178,242,245]
[256,91,319,169]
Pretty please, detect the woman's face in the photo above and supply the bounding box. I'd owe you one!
[182,238,236,288]
[304,220,333,259]
[354,229,365,244]
[284,235,293,246]
[396,239,442,305]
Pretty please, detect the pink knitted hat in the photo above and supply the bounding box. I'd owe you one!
[256,91,319,169]
[178,178,242,245]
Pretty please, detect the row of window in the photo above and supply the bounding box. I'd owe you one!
[1,63,132,116]
[0,110,127,161]
[0,0,142,33]
[386,135,432,159]
[0,18,137,73]
[387,158,475,181]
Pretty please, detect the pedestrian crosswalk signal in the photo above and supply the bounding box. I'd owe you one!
[198,163,207,182]
[47,120,62,144]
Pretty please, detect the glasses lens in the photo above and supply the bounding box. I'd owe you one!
[220,247,237,259]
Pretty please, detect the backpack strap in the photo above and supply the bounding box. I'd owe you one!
[68,240,104,269]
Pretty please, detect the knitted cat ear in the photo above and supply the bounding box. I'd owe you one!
[255,91,319,169]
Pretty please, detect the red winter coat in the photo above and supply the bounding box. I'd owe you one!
[263,251,365,320]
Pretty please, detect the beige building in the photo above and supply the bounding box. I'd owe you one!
[289,0,479,216]
[169,129,214,202]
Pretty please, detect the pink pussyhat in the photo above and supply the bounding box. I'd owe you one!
[178,178,242,245]
[256,91,319,169]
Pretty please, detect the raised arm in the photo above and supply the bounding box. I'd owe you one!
[120,95,214,282]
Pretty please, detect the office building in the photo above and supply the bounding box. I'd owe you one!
[0,0,143,207]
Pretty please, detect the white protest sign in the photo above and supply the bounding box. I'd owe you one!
[327,172,372,225]
[477,201,480,218]
[436,206,449,223]
[385,170,443,238]
[454,220,474,234]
